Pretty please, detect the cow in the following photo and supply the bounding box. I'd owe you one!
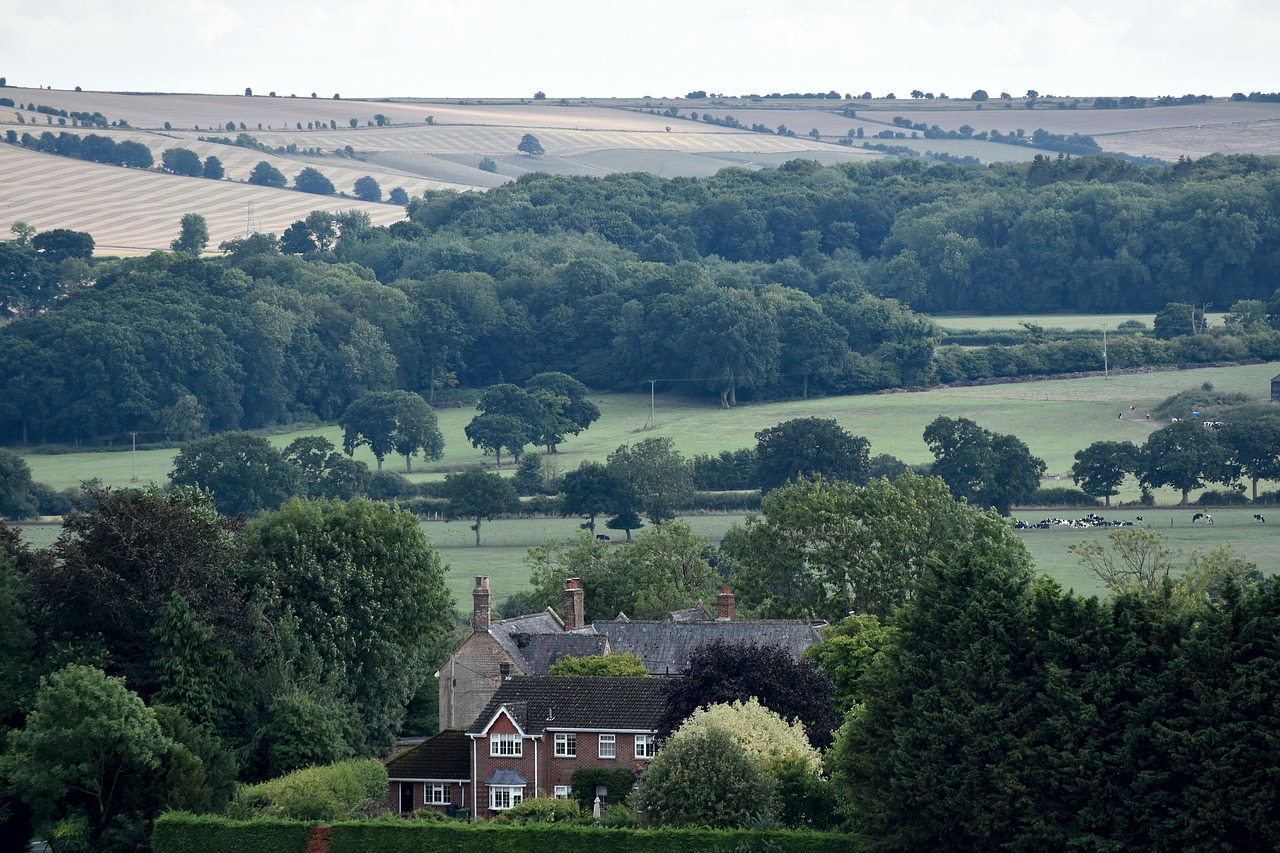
[1192,513,1213,524]
[596,534,611,542]
[1254,514,1266,523]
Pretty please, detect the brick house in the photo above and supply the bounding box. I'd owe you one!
[383,729,471,816]
[438,577,824,731]
[466,676,665,816]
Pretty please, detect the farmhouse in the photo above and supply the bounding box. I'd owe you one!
[466,676,665,816]
[438,577,827,730]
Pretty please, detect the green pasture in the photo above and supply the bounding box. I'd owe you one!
[936,313,1228,332]
[15,506,1280,617]
[20,360,1280,498]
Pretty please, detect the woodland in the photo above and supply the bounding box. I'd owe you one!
[4,153,1280,445]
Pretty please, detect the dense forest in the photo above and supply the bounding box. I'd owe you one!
[4,153,1280,444]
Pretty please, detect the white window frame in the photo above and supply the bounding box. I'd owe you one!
[490,733,522,757]
[489,785,524,811]
[425,783,449,805]
[554,732,577,757]
[553,785,571,800]
[598,733,616,759]
[635,734,656,759]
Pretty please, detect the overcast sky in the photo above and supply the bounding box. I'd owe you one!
[1,0,1273,100]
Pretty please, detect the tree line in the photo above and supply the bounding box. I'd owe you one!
[5,154,1280,443]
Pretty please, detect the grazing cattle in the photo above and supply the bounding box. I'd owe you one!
[1135,516,1144,523]
[1192,513,1213,524]
[1255,514,1266,523]
[596,534,611,542]
[1145,413,1151,420]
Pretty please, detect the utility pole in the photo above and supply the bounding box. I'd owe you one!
[129,432,139,481]
[1101,322,1109,379]
[645,379,657,430]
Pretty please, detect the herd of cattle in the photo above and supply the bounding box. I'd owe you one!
[1013,513,1136,530]
[1013,512,1265,529]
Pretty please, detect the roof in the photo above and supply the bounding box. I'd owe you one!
[384,729,471,781]
[488,608,566,671]
[667,602,714,622]
[467,676,666,736]
[513,633,610,675]
[585,620,826,675]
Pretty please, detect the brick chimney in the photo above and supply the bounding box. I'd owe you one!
[717,586,735,621]
[472,576,491,632]
[562,578,585,631]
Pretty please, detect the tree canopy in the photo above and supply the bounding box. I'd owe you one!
[443,466,519,546]
[754,416,870,492]
[923,415,1046,514]
[340,390,443,472]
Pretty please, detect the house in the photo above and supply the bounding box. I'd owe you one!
[438,577,825,729]
[439,577,608,730]
[465,676,665,816]
[383,729,471,816]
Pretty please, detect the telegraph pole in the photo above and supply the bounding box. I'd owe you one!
[129,432,139,481]
[1101,322,1109,379]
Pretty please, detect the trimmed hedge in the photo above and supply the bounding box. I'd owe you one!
[152,813,311,853]
[153,814,856,853]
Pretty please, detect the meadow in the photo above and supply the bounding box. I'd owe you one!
[16,360,1280,610]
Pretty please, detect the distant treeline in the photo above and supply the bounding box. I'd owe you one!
[5,153,1280,444]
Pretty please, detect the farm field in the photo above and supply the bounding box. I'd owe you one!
[15,505,1280,616]
[6,87,1280,252]
[22,360,1280,491]
[16,360,1280,612]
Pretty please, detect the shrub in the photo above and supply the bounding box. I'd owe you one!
[1026,487,1101,507]
[228,759,387,822]
[1195,489,1250,506]
[491,797,592,825]
[367,470,413,500]
[570,767,637,812]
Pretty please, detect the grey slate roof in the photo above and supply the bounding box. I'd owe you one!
[384,729,470,781]
[585,619,826,675]
[467,676,666,736]
[488,608,566,671]
[512,633,610,675]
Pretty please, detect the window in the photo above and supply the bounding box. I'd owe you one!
[553,785,571,800]
[554,732,577,757]
[490,733,522,757]
[490,785,524,810]
[598,734,616,759]
[426,783,449,805]
[635,734,656,759]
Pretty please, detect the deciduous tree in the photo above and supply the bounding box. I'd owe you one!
[352,175,382,202]
[517,133,544,156]
[293,167,335,195]
[169,432,299,517]
[754,416,870,492]
[924,415,1045,515]
[247,160,286,188]
[607,437,694,527]
[170,212,209,256]
[245,497,454,750]
[340,390,443,472]
[1072,440,1140,507]
[1139,419,1235,506]
[443,465,519,546]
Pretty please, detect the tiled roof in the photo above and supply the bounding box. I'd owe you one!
[467,676,665,736]
[384,729,470,781]
[513,633,610,674]
[488,608,566,670]
[587,620,826,675]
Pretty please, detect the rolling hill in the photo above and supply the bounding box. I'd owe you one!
[4,86,1280,253]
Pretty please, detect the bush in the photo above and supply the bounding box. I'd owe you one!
[228,759,387,822]
[492,797,592,825]
[367,470,414,500]
[1195,489,1250,506]
[153,813,310,853]
[1026,487,1101,507]
[570,767,637,812]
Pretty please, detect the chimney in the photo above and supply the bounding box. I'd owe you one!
[472,576,491,632]
[717,586,735,621]
[562,578,585,631]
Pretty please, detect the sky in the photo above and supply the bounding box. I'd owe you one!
[1,0,1274,100]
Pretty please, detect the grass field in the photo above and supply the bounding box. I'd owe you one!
[16,360,1280,611]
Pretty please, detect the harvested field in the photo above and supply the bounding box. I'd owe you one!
[0,144,411,254]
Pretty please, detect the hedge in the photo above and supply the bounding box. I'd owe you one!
[153,814,857,853]
[152,813,311,853]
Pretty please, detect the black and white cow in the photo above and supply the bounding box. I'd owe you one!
[1192,512,1213,524]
